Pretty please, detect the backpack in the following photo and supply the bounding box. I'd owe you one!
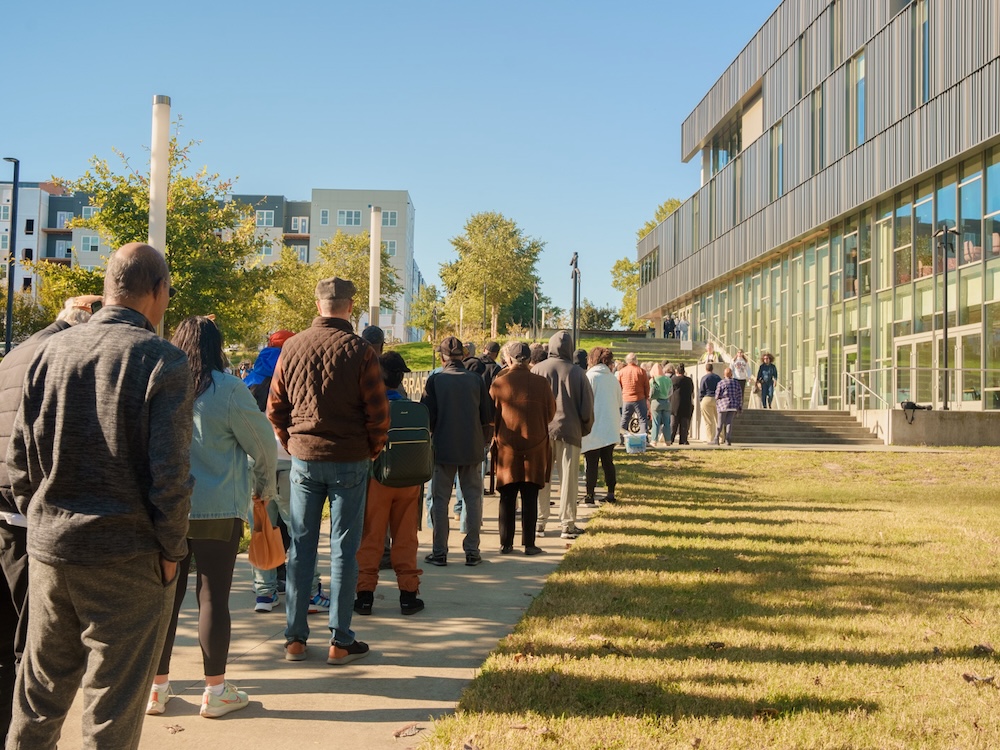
[372,400,435,488]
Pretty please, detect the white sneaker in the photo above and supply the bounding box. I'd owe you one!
[560,529,579,540]
[146,682,174,715]
[200,682,249,718]
[254,593,278,613]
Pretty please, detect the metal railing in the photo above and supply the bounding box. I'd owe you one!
[698,325,794,408]
[842,366,1000,413]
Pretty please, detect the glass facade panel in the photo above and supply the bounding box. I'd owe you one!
[959,177,983,264]
[989,215,1000,260]
[937,171,957,231]
[960,266,983,325]
[894,284,912,337]
[844,233,858,298]
[915,196,934,277]
[915,278,934,332]
[987,147,1000,217]
[985,303,1000,409]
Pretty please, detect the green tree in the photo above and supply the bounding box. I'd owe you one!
[504,281,551,334]
[297,230,402,328]
[258,246,317,334]
[1,289,51,346]
[440,212,544,338]
[637,197,683,241]
[578,298,619,330]
[611,257,645,330]
[407,284,442,338]
[27,260,105,321]
[60,136,271,346]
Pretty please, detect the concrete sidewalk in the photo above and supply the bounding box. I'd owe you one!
[56,481,595,750]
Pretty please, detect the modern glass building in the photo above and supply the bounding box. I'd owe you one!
[637,0,1000,413]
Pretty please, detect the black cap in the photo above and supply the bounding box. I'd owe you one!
[440,336,465,357]
[380,351,411,373]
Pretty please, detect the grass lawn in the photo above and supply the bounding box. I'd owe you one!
[424,448,1000,749]
[389,337,621,373]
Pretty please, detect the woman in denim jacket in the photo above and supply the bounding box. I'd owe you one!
[147,317,276,719]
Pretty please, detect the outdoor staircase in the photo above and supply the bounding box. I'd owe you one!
[728,409,883,446]
[609,337,705,365]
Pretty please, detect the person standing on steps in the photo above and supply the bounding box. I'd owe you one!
[731,349,751,402]
[756,352,778,409]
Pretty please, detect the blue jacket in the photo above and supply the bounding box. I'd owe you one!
[190,371,277,520]
[244,346,281,388]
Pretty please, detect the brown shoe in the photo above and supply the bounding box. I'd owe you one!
[284,641,307,661]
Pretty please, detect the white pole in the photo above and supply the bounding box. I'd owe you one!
[368,205,382,328]
[149,95,171,257]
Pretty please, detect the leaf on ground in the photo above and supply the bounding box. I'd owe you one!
[548,673,561,686]
[708,641,726,651]
[933,647,943,656]
[463,743,480,750]
[692,739,702,749]
[960,614,977,626]
[813,676,823,685]
[972,643,995,655]
[537,727,557,740]
[754,708,780,720]
[514,653,525,663]
[392,722,421,738]
[509,724,529,730]
[164,725,184,734]
[962,672,996,686]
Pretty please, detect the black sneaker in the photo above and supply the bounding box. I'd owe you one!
[400,590,424,616]
[327,640,369,665]
[583,494,597,507]
[500,545,514,554]
[524,546,543,556]
[465,554,483,566]
[353,590,374,616]
[424,553,447,567]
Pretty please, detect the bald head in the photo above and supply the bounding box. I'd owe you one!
[104,243,172,326]
[105,243,168,302]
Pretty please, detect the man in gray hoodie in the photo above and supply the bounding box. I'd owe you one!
[531,332,594,539]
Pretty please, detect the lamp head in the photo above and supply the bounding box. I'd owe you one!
[3,157,17,165]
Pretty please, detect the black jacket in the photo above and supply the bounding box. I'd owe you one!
[670,374,695,418]
[422,360,493,465]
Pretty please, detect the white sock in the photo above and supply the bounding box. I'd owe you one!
[152,681,169,692]
[206,682,226,696]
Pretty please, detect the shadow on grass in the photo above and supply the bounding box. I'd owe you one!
[460,669,880,720]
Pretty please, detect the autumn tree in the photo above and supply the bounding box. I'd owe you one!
[263,231,401,332]
[611,257,645,330]
[407,284,443,339]
[59,135,270,345]
[1,290,51,345]
[28,261,105,321]
[440,212,543,338]
[637,197,683,241]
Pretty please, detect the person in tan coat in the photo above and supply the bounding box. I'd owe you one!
[489,342,556,555]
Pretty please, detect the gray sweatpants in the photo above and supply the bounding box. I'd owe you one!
[6,553,174,750]
[430,463,483,559]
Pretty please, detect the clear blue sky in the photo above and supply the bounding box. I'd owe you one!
[5,0,776,317]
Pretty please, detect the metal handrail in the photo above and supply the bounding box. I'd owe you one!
[843,369,892,410]
[843,365,1000,412]
[698,324,794,406]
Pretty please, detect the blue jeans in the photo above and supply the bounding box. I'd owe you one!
[285,458,369,647]
[760,380,774,408]
[651,407,671,444]
[621,400,649,434]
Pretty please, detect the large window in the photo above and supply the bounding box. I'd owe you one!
[988,148,1000,259]
[382,210,398,227]
[959,158,983,265]
[320,209,330,226]
[81,236,100,253]
[382,240,397,257]
[338,210,361,226]
[56,211,73,228]
[914,181,934,277]
[256,210,274,227]
[82,206,99,219]
[0,206,8,221]
[290,216,308,233]
[894,193,913,285]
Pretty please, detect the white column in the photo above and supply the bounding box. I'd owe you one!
[148,95,171,257]
[368,205,382,327]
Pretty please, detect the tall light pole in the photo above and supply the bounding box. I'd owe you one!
[431,305,438,369]
[570,252,580,347]
[483,281,487,338]
[934,222,959,410]
[4,157,19,353]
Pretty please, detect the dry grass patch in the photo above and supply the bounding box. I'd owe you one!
[423,448,1000,749]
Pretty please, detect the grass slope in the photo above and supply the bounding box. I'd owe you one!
[424,448,1000,749]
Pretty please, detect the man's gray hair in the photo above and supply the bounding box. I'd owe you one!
[104,243,168,301]
[56,308,92,325]
[625,352,637,365]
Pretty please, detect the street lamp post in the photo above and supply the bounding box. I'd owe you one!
[3,157,19,354]
[431,305,438,369]
[570,252,580,347]
[483,281,487,338]
[934,222,959,411]
[532,282,537,340]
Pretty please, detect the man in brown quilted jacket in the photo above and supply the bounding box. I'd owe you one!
[267,277,390,666]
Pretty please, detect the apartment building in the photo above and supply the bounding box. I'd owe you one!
[637,0,1000,412]
[233,188,422,342]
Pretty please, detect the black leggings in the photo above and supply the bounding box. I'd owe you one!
[498,482,540,548]
[584,445,616,496]
[157,519,242,677]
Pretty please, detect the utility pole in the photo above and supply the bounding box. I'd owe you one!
[570,252,580,347]
[3,157,19,353]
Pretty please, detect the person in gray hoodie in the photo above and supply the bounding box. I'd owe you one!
[531,332,595,539]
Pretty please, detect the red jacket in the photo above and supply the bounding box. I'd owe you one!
[619,364,650,402]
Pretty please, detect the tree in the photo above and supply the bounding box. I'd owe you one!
[28,260,105,321]
[578,298,619,330]
[309,231,401,328]
[1,290,51,345]
[637,197,683,241]
[504,282,551,334]
[407,284,442,338]
[60,135,271,346]
[440,212,544,338]
[258,246,318,335]
[611,257,645,330]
